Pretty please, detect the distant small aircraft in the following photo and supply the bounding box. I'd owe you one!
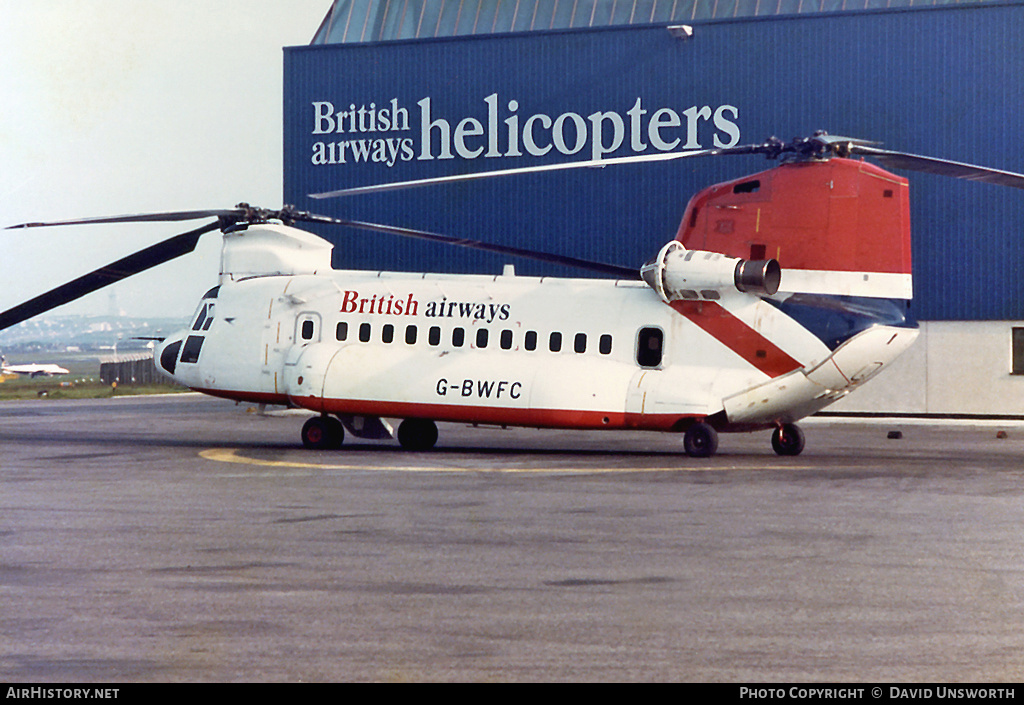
[1,355,70,378]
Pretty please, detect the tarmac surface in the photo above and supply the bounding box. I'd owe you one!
[1,393,1023,682]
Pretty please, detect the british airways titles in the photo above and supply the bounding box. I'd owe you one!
[311,94,740,168]
[341,290,511,324]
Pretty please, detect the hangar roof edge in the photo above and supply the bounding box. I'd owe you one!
[308,0,1023,46]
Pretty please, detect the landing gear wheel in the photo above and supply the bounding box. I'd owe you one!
[771,423,805,456]
[302,415,344,450]
[397,418,438,451]
[683,422,719,458]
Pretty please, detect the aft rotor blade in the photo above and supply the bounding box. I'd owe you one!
[309,144,767,200]
[0,220,220,331]
[6,209,245,230]
[849,145,1024,190]
[304,213,638,279]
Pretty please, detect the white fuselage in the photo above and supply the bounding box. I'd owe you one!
[1,361,69,377]
[158,265,917,432]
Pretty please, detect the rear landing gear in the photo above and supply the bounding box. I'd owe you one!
[683,421,719,458]
[301,415,344,450]
[771,423,805,456]
[398,418,438,451]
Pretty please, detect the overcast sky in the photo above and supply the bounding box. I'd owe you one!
[0,0,331,322]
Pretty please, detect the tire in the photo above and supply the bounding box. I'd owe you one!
[683,421,718,458]
[771,423,805,456]
[397,418,438,451]
[323,416,345,449]
[302,416,344,450]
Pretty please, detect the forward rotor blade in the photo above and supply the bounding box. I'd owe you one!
[0,220,220,331]
[307,213,638,279]
[849,145,1024,190]
[6,209,244,230]
[309,144,767,200]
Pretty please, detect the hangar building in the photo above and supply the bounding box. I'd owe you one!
[283,0,1024,416]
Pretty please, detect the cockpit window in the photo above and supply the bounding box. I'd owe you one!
[159,340,182,374]
[192,302,212,331]
[180,335,204,364]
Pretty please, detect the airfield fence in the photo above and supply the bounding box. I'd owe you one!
[98,353,170,386]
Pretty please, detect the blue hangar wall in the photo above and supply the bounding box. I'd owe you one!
[283,3,1024,321]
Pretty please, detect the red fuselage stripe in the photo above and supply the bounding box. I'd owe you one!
[669,300,803,378]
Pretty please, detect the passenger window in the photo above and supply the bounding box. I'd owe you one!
[405,325,417,344]
[1014,327,1024,374]
[500,330,513,350]
[549,332,562,352]
[452,327,465,347]
[429,326,441,346]
[476,328,489,348]
[296,314,321,343]
[574,333,587,353]
[336,322,348,341]
[525,331,537,351]
[636,327,664,368]
[359,323,371,342]
[382,324,394,344]
[599,334,612,355]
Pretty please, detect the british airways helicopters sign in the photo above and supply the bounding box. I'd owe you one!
[285,25,757,283]
[308,94,742,168]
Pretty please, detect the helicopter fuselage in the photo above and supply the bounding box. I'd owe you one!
[155,246,918,438]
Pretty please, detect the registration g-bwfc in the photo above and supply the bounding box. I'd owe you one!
[5,133,1023,457]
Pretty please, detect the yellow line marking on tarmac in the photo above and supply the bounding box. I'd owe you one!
[200,448,810,473]
[200,447,430,472]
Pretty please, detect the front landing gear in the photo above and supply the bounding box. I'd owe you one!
[771,423,805,456]
[683,422,719,458]
[301,415,344,450]
[397,418,438,451]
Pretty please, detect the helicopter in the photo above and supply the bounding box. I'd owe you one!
[4,132,1023,457]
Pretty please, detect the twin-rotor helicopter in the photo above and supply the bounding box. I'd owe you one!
[5,132,1023,457]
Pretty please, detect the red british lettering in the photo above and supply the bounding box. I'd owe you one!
[340,290,358,313]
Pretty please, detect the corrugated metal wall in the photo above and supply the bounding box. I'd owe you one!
[311,0,1011,43]
[285,3,1024,320]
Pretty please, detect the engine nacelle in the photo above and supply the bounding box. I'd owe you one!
[640,240,781,303]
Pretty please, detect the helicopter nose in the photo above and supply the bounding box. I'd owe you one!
[155,332,186,377]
